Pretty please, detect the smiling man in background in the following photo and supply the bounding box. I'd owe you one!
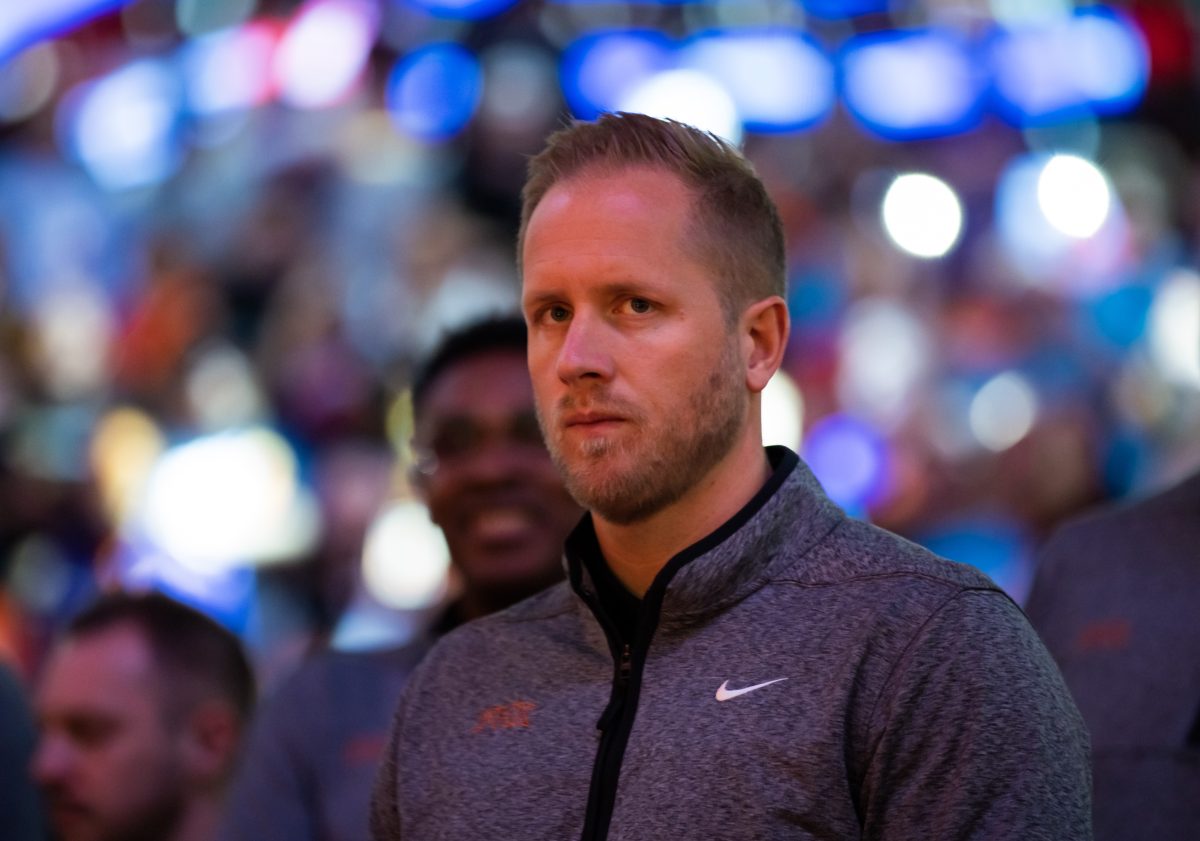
[372,113,1091,840]
[221,316,581,841]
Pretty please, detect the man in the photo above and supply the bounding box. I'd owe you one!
[33,591,254,841]
[1026,467,1200,841]
[219,316,581,841]
[372,113,1091,840]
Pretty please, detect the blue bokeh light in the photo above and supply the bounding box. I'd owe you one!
[803,413,889,515]
[678,29,834,133]
[386,42,482,141]
[840,28,985,141]
[403,0,520,20]
[0,0,134,66]
[915,515,1033,601]
[56,57,185,190]
[560,29,675,121]
[989,7,1149,127]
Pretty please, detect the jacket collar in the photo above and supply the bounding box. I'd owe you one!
[566,446,845,629]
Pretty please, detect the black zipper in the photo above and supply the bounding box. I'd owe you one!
[582,639,641,841]
[571,447,799,841]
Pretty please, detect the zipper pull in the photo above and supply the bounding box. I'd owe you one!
[596,643,634,731]
[617,643,632,687]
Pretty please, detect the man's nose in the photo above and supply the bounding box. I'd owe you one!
[555,313,614,384]
[31,733,71,785]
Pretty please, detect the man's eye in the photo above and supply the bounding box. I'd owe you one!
[548,305,570,322]
[628,298,652,314]
[430,421,481,459]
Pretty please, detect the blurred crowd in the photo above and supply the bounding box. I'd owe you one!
[0,0,1198,694]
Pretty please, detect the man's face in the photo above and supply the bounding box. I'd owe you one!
[32,625,188,841]
[415,351,581,606]
[521,166,749,524]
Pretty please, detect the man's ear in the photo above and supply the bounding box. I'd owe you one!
[180,700,243,786]
[740,296,789,394]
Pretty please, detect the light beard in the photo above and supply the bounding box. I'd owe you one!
[539,342,747,525]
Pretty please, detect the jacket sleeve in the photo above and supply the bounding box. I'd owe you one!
[217,679,320,841]
[859,589,1092,840]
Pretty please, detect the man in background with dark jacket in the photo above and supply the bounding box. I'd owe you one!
[1027,466,1200,841]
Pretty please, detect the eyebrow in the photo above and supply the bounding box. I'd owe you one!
[523,279,659,308]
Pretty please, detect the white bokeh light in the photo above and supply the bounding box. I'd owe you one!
[881,172,964,258]
[1147,269,1200,389]
[838,298,932,426]
[138,428,317,571]
[361,499,451,611]
[1037,154,1111,238]
[969,371,1039,452]
[761,370,804,450]
[274,0,378,109]
[617,68,742,146]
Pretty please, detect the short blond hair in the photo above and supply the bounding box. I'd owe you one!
[518,112,786,324]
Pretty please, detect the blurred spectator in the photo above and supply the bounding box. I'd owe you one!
[31,591,255,841]
[0,660,47,841]
[1026,465,1200,840]
[218,315,580,841]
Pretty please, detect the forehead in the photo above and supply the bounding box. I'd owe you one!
[526,166,694,249]
[38,625,159,715]
[420,351,533,423]
[521,166,716,296]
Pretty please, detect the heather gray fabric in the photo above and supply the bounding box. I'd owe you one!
[221,643,429,841]
[1026,468,1200,841]
[374,450,1091,840]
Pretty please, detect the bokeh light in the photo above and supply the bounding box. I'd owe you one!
[184,22,277,116]
[969,371,1038,452]
[136,428,318,572]
[89,406,165,527]
[57,57,183,190]
[838,298,931,426]
[1147,269,1200,390]
[362,499,451,610]
[617,68,742,146]
[0,43,60,123]
[762,370,804,450]
[274,0,379,109]
[386,42,483,141]
[881,172,964,259]
[840,29,983,140]
[1036,153,1111,239]
[803,414,889,513]
[678,30,834,133]
[559,30,675,121]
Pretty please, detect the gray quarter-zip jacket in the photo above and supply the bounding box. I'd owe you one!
[372,447,1091,840]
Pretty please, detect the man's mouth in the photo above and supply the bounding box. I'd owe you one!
[469,507,537,543]
[562,411,625,429]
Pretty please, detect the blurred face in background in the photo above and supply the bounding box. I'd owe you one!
[414,350,581,616]
[32,624,189,841]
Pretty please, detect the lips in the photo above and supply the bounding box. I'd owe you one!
[562,411,625,428]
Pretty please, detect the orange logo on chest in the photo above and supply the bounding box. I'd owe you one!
[471,700,538,734]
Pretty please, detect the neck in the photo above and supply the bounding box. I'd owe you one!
[593,433,771,597]
[169,794,223,841]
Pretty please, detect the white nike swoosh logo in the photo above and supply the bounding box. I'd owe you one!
[715,677,788,702]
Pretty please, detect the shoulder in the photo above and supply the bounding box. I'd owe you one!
[1038,467,1200,569]
[405,583,575,677]
[778,513,1002,598]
